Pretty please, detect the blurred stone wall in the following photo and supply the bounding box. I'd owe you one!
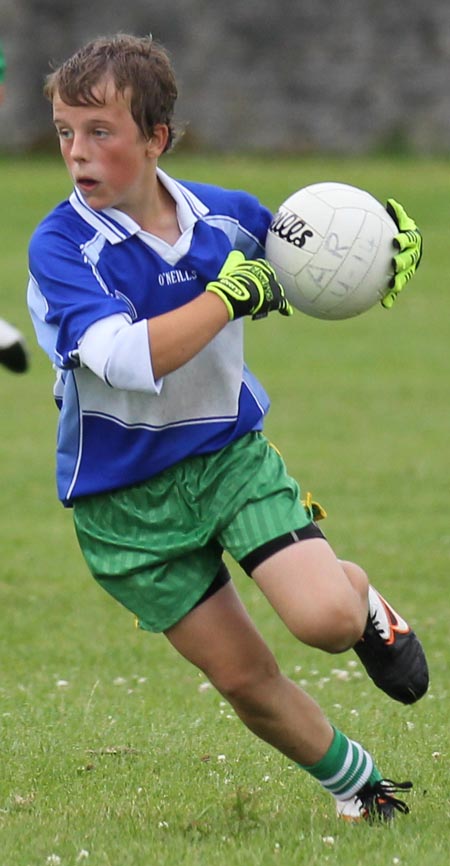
[1,0,450,154]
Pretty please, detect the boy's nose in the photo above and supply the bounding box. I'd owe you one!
[70,133,88,161]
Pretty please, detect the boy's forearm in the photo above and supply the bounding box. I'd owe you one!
[147,291,229,380]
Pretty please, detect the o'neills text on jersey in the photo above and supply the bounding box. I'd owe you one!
[158,268,197,286]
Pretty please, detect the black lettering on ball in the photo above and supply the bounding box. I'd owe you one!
[269,208,314,249]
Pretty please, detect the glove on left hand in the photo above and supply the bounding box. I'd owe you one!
[382,199,423,309]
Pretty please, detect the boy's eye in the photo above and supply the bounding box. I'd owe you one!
[56,128,72,140]
[93,128,109,138]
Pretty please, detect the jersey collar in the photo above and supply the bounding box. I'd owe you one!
[68,168,210,246]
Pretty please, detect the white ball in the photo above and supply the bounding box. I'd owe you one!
[265,182,397,320]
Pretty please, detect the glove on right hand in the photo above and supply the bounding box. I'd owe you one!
[206,250,293,321]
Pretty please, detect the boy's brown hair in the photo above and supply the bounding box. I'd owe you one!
[44,33,179,152]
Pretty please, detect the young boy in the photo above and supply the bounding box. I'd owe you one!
[27,34,426,822]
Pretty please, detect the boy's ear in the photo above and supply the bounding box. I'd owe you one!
[146,124,169,157]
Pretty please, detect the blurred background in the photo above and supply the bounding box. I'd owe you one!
[1,0,450,156]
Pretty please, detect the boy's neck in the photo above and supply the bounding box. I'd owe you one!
[135,177,181,245]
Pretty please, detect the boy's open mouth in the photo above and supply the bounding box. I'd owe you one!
[76,178,99,192]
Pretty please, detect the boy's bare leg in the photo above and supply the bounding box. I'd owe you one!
[165,579,334,765]
[165,574,413,821]
[251,538,428,704]
[251,538,368,651]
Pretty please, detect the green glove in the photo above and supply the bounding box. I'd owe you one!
[206,250,293,321]
[382,199,423,309]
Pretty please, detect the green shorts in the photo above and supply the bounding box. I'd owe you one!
[73,432,316,632]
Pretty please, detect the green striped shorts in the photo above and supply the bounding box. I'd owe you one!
[73,432,314,632]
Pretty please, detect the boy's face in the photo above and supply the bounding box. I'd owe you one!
[52,76,158,215]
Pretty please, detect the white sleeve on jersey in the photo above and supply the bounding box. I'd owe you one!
[77,313,162,394]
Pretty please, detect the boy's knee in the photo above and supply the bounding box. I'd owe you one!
[290,599,366,653]
[210,656,280,708]
[320,605,365,652]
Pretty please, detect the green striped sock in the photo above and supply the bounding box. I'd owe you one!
[298,727,382,800]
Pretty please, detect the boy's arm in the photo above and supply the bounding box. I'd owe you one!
[148,251,292,379]
[78,298,227,390]
[79,252,290,385]
[148,291,229,381]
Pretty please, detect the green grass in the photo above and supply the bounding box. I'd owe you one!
[0,153,449,865]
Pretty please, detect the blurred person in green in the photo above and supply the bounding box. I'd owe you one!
[0,39,29,373]
[0,41,5,103]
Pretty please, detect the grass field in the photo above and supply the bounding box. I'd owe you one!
[0,153,449,866]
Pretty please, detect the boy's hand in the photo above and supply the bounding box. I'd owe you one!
[382,199,423,309]
[206,250,293,320]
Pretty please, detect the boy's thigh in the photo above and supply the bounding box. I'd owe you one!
[165,579,277,685]
[251,538,367,650]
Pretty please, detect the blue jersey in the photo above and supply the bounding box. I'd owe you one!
[28,170,273,505]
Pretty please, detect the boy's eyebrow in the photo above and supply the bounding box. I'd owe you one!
[53,112,115,124]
